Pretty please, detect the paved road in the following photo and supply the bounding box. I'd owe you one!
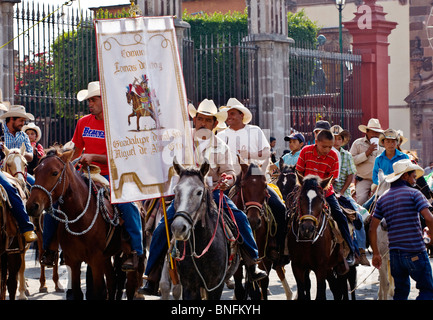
[5,248,428,300]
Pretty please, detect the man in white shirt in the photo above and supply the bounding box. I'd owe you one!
[218,98,288,264]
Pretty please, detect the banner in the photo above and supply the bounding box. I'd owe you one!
[94,17,193,203]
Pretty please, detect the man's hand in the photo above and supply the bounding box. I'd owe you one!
[372,253,382,269]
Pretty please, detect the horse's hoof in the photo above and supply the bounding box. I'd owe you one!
[225,279,235,289]
[39,286,48,293]
[17,294,28,300]
[55,287,65,293]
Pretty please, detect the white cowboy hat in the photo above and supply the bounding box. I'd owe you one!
[23,122,42,143]
[385,159,424,183]
[0,105,34,121]
[224,98,252,124]
[77,81,100,102]
[188,99,227,123]
[358,118,384,133]
[396,130,408,146]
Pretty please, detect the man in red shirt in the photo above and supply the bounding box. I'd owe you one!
[296,129,355,266]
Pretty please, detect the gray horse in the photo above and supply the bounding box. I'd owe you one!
[171,160,240,300]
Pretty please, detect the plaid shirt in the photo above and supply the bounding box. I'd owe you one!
[334,148,357,197]
[3,123,32,153]
[296,144,339,197]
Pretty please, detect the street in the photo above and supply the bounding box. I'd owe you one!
[4,248,428,300]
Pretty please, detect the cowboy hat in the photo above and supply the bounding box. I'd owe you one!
[224,98,252,124]
[358,118,384,133]
[77,81,100,102]
[379,128,399,147]
[0,105,34,121]
[385,159,424,183]
[396,130,408,146]
[188,99,227,123]
[330,125,351,146]
[23,122,42,143]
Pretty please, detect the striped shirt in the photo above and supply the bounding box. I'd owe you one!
[334,148,357,198]
[373,180,430,252]
[296,144,339,197]
[3,123,32,153]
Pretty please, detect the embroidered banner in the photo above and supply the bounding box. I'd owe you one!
[94,17,193,203]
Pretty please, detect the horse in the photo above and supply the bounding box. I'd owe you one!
[126,89,158,131]
[276,159,297,202]
[3,144,64,297]
[0,144,30,300]
[170,160,240,300]
[287,173,348,300]
[230,161,292,300]
[25,147,142,300]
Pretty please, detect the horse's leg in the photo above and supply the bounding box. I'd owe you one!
[315,270,328,300]
[7,254,21,300]
[128,113,133,126]
[17,251,28,300]
[0,254,6,300]
[104,258,116,300]
[136,114,140,131]
[69,261,84,300]
[275,266,293,300]
[292,265,307,300]
[233,265,246,300]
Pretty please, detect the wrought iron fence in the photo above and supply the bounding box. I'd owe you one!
[14,1,95,147]
[289,42,363,145]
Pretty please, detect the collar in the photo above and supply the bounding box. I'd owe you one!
[390,179,411,188]
[3,123,22,137]
[378,148,405,160]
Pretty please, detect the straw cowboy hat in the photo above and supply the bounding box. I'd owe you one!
[331,125,351,146]
[188,99,227,123]
[224,98,252,124]
[77,81,101,102]
[385,158,424,183]
[379,128,399,147]
[358,118,384,133]
[0,105,34,121]
[0,89,9,112]
[23,122,42,143]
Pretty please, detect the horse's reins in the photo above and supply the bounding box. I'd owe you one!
[31,156,118,236]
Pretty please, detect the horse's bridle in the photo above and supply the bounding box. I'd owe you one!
[240,187,267,216]
[4,151,28,182]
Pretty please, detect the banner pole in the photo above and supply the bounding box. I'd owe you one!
[161,197,174,269]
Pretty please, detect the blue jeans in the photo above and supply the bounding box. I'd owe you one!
[144,189,259,276]
[390,250,433,300]
[43,175,144,256]
[0,170,34,233]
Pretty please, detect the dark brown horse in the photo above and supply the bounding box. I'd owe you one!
[287,173,347,300]
[26,147,142,300]
[126,89,158,131]
[231,162,292,300]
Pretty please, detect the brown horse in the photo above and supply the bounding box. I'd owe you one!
[25,147,141,300]
[126,90,158,131]
[231,162,292,300]
[287,173,347,300]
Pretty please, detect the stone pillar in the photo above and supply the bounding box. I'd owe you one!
[136,0,190,63]
[0,0,19,104]
[344,0,397,128]
[247,0,293,154]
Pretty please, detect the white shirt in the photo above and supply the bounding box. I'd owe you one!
[217,124,270,175]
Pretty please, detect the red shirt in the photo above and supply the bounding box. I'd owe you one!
[72,114,109,175]
[295,144,339,197]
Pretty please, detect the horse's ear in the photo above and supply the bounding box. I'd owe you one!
[20,142,26,155]
[3,144,9,158]
[60,149,74,163]
[321,175,333,190]
[295,170,304,186]
[378,169,385,184]
[173,156,184,176]
[200,158,210,178]
[279,157,285,171]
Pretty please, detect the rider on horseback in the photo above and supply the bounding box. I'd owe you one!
[139,99,266,295]
[0,104,37,243]
[41,81,144,270]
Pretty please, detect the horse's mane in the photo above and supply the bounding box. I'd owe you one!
[299,175,325,198]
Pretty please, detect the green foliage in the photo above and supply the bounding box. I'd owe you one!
[287,10,320,47]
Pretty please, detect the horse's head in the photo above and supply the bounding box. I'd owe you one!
[296,172,332,241]
[276,159,297,201]
[171,158,211,241]
[3,142,28,183]
[238,162,268,230]
[26,147,74,217]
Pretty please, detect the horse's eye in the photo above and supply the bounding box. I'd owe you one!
[52,171,59,176]
[197,190,203,196]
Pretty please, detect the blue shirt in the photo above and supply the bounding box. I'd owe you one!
[274,149,301,167]
[373,180,430,252]
[3,123,32,153]
[372,149,409,185]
